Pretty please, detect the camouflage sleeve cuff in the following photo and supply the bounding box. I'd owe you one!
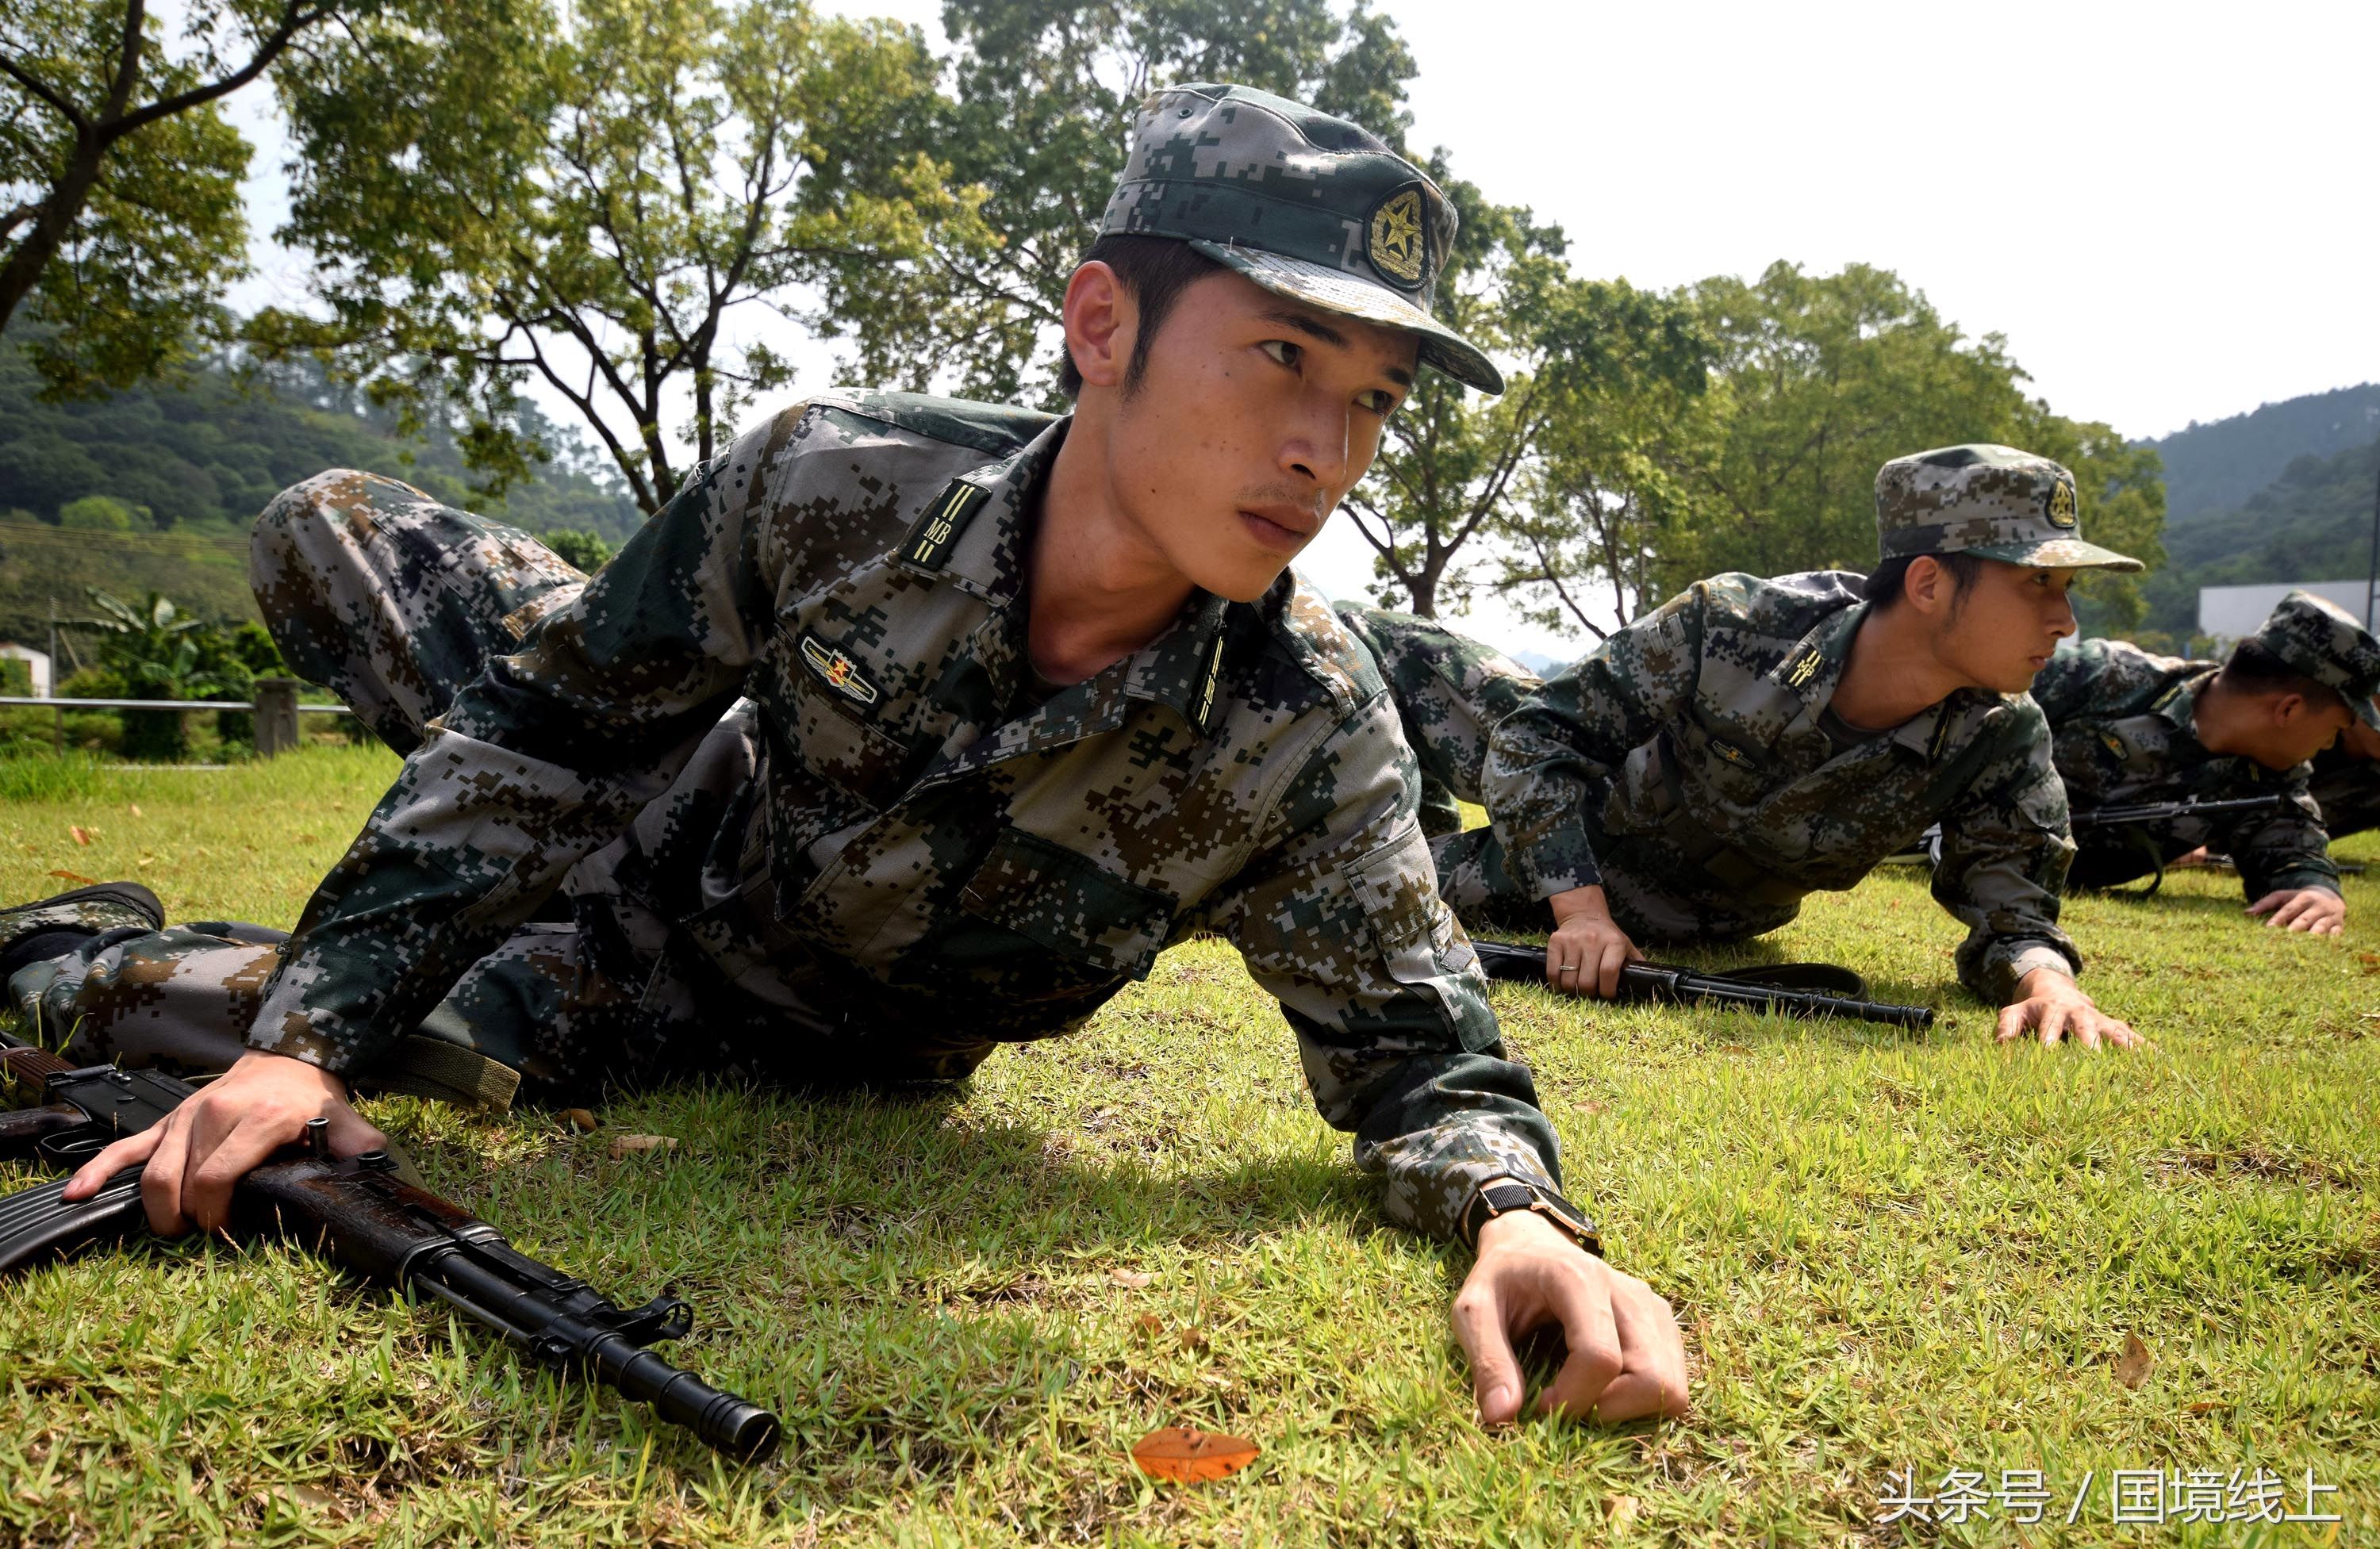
[2003,944,2077,991]
[1503,831,1606,903]
[2262,868,2340,898]
[1967,937,2082,1006]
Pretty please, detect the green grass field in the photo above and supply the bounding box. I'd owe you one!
[1,746,2373,1546]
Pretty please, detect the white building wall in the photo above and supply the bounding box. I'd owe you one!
[0,643,51,697]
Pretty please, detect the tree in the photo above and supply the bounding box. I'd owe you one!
[259,0,986,515]
[1,0,341,392]
[832,0,1417,405]
[1342,189,1708,620]
[75,585,240,757]
[539,527,613,573]
[1658,262,2164,617]
[1489,290,1717,639]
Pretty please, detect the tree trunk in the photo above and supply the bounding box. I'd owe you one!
[0,134,106,332]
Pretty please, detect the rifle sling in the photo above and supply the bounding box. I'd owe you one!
[354,1035,523,1114]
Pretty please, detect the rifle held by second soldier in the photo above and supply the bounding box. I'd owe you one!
[1470,941,1935,1030]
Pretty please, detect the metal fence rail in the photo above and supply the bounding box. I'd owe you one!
[0,678,339,756]
[0,697,347,712]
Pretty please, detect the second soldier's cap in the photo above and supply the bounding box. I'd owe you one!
[1098,82,1503,394]
[2251,591,2380,729]
[1874,443,2143,572]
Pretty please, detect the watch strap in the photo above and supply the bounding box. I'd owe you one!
[1461,1176,1603,1257]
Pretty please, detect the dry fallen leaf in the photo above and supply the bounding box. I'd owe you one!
[1134,1313,1165,1336]
[1178,1326,1209,1352]
[561,1107,599,1132]
[1130,1425,1258,1483]
[298,834,319,845]
[608,1133,677,1157]
[1604,1494,1641,1527]
[2187,1399,2223,1415]
[68,826,93,846]
[126,803,141,818]
[2113,1332,2154,1390]
[272,1481,338,1513]
[1108,1268,1154,1290]
[48,869,97,886]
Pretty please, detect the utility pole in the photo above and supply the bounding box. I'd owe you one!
[2369,438,2380,630]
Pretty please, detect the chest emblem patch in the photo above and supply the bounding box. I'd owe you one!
[800,634,881,707]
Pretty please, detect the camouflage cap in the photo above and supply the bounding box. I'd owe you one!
[1099,82,1503,394]
[1874,443,2143,572]
[2250,591,2380,728]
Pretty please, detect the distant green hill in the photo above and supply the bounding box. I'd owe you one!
[2139,436,2380,640]
[0,338,643,645]
[2144,383,2380,523]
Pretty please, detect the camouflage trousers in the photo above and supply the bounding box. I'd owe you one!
[1336,605,1800,943]
[1333,606,1557,931]
[7,474,985,1102]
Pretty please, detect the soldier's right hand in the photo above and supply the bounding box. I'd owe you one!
[60,1050,386,1236]
[1545,886,1644,999]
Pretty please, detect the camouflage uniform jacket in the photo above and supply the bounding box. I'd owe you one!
[1483,571,2080,1003]
[2031,638,2339,897]
[2308,744,2380,842]
[245,391,1558,1240]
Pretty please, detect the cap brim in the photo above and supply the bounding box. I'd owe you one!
[1964,537,2145,573]
[1188,240,1505,394]
[2353,696,2380,730]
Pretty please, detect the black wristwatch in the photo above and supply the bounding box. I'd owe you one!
[1461,1177,1603,1258]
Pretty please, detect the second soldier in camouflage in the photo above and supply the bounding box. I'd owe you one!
[1346,443,2147,1049]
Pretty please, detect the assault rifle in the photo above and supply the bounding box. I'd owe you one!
[2067,792,2296,896]
[0,1033,779,1459]
[2066,792,2294,834]
[1471,940,1935,1030]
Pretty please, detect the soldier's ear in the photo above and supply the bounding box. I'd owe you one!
[1061,261,1136,395]
[1904,555,1952,619]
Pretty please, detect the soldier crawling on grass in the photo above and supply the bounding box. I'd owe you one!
[2030,590,2380,930]
[1342,445,2147,1050]
[0,85,1687,1430]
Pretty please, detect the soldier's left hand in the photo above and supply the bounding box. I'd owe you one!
[2248,887,2346,935]
[1996,968,2144,1050]
[1451,1210,1689,1428]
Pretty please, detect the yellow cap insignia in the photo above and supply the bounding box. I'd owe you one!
[800,634,880,708]
[2046,479,2079,530]
[1367,187,1426,287]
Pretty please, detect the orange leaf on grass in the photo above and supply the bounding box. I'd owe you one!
[68,826,93,846]
[48,870,97,886]
[608,1133,677,1157]
[2113,1332,2154,1390]
[1130,1426,1258,1483]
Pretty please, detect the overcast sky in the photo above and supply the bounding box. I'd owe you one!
[216,0,2378,659]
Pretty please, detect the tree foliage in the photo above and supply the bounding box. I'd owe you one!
[258,0,986,515]
[1478,262,2166,631]
[1,0,340,393]
[838,0,1416,406]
